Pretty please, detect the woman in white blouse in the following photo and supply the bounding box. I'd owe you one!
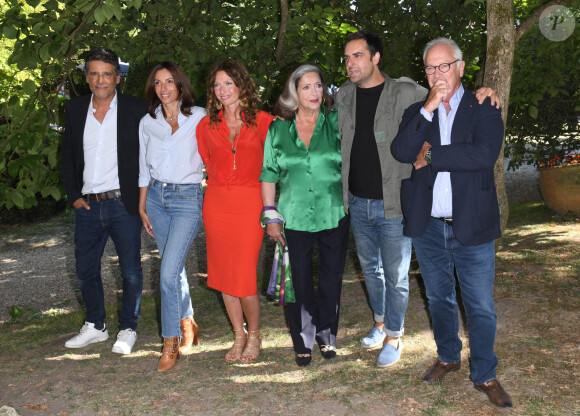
[138,62,206,372]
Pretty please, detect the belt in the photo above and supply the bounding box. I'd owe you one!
[433,216,453,225]
[85,189,121,202]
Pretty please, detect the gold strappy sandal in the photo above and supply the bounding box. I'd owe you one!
[225,327,247,362]
[240,328,261,362]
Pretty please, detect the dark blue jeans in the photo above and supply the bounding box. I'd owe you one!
[74,197,143,331]
[413,217,498,385]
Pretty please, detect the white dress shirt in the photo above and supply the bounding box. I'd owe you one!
[420,84,464,218]
[82,92,120,194]
[138,104,206,187]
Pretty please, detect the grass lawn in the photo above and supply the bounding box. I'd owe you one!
[0,202,578,415]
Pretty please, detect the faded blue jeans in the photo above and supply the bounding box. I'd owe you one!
[146,180,203,338]
[413,217,498,385]
[348,193,411,338]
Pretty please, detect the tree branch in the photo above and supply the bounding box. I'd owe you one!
[515,0,572,42]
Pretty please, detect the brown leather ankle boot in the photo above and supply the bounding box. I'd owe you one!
[157,337,180,372]
[179,316,200,354]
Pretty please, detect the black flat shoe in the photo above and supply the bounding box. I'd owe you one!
[295,353,312,367]
[320,345,336,359]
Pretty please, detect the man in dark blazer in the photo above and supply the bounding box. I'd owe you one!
[61,48,147,355]
[391,38,512,409]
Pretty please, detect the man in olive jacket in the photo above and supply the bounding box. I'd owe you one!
[335,31,427,368]
[336,31,499,369]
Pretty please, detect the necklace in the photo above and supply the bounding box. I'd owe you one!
[232,133,241,170]
[227,116,243,170]
[165,114,178,122]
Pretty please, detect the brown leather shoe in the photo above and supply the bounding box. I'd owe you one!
[179,316,200,354]
[474,379,513,409]
[158,337,180,372]
[422,359,461,383]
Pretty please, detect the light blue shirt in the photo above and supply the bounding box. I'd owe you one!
[139,104,206,187]
[420,83,464,218]
[82,92,119,194]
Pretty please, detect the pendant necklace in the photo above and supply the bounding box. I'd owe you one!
[232,133,241,170]
[165,114,178,122]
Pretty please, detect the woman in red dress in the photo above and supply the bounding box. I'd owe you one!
[196,61,273,362]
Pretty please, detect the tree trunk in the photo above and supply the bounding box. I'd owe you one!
[483,0,515,235]
[275,0,290,65]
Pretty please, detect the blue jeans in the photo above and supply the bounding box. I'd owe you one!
[146,180,203,338]
[413,217,498,385]
[348,193,411,337]
[74,197,143,331]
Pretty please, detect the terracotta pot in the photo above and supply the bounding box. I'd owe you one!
[539,164,580,216]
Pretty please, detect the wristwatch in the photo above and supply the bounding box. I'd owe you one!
[425,148,432,165]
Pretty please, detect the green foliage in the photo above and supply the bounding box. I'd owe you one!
[0,0,578,210]
[505,6,580,170]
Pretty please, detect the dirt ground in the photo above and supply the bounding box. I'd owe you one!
[1,208,579,415]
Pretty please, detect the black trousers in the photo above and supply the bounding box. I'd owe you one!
[285,215,350,354]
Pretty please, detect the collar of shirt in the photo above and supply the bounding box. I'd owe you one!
[289,106,328,139]
[89,90,118,113]
[438,83,464,115]
[155,100,183,121]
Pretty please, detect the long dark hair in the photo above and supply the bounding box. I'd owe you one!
[205,60,259,128]
[145,61,195,118]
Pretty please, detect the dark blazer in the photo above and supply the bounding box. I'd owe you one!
[391,88,504,246]
[61,93,147,215]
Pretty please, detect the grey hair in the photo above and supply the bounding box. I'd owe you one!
[274,63,331,120]
[423,37,462,68]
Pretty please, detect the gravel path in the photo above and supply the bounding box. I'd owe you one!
[0,164,541,324]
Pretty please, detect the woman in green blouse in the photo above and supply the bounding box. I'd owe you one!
[260,63,350,367]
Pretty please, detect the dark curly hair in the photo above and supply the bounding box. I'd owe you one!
[145,61,195,119]
[205,60,259,128]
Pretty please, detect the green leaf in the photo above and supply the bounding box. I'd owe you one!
[7,160,19,178]
[32,22,49,36]
[43,0,59,11]
[25,0,42,7]
[39,43,52,62]
[9,191,25,209]
[528,105,538,119]
[22,79,38,95]
[102,4,114,20]
[110,0,123,20]
[2,25,19,39]
[94,7,107,26]
[9,305,24,320]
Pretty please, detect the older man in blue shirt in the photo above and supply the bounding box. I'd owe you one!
[391,37,512,409]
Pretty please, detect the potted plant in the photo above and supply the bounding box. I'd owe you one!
[505,94,579,216]
[537,153,580,216]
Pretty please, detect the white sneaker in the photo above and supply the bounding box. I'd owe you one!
[65,322,109,348]
[111,329,137,354]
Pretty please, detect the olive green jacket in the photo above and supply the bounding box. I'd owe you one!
[336,73,427,218]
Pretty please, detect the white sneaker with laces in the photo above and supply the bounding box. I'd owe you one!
[65,322,109,348]
[111,329,137,354]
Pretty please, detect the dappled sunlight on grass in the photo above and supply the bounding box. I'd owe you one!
[30,237,63,248]
[42,308,73,318]
[46,353,101,361]
[227,368,316,384]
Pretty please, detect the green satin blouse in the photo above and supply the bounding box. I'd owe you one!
[260,107,345,232]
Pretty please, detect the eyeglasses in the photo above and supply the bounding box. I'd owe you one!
[424,60,459,75]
